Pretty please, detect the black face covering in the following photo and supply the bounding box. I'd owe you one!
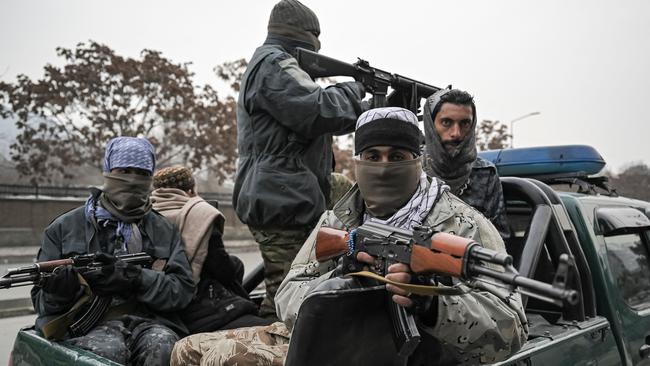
[100,172,152,223]
[422,90,477,195]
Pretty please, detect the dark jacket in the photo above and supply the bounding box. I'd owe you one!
[31,206,195,336]
[233,43,365,229]
[459,157,510,237]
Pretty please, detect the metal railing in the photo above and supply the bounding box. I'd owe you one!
[0,184,233,203]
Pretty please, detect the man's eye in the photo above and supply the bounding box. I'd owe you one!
[441,120,452,127]
[390,154,405,162]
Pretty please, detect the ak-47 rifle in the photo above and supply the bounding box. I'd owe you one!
[1,252,152,339]
[296,47,443,116]
[316,221,578,364]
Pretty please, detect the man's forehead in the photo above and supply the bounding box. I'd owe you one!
[440,102,473,113]
[363,146,410,153]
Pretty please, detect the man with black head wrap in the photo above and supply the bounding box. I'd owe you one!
[233,0,368,320]
[170,108,527,366]
[423,88,510,237]
[31,137,195,365]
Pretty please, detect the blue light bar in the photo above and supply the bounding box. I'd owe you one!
[478,145,606,177]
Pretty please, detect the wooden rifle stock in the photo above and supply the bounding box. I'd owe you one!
[315,227,350,261]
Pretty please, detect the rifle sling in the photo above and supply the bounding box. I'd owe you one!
[41,274,93,340]
[347,271,466,296]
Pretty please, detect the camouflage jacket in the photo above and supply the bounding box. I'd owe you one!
[275,184,528,363]
[424,156,509,238]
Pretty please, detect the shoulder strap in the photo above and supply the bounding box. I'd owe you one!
[40,274,93,340]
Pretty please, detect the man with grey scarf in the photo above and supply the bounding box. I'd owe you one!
[31,137,195,365]
[423,88,510,237]
[233,0,368,320]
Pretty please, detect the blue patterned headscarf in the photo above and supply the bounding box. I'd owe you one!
[85,136,155,253]
[103,137,156,173]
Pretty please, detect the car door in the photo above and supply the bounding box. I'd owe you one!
[598,207,650,365]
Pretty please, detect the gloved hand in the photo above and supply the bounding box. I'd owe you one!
[82,252,143,297]
[335,81,369,115]
[361,97,374,111]
[41,265,81,299]
[336,81,366,98]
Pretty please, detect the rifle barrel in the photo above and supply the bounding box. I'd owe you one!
[470,264,579,305]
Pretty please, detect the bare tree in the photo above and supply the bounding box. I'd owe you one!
[0,41,244,185]
[333,135,355,181]
[476,119,511,151]
[608,163,650,201]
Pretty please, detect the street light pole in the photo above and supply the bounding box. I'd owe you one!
[510,111,541,148]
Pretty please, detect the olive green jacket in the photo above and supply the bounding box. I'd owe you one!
[275,184,528,363]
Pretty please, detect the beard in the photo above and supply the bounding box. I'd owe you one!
[443,139,464,154]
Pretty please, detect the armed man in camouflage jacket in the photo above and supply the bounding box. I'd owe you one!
[171,107,527,366]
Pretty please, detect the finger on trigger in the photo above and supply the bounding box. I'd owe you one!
[387,263,410,273]
[356,251,375,265]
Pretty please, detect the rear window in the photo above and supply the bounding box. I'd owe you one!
[604,231,650,309]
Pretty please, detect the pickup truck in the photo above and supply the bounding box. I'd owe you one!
[8,145,650,365]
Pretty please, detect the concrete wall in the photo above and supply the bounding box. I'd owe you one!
[0,196,252,247]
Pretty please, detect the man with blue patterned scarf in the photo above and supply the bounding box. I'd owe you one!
[31,137,195,365]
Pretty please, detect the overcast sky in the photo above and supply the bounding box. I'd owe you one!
[1,0,648,173]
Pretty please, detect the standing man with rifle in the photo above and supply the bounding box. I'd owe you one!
[171,108,527,365]
[423,88,510,237]
[31,137,195,365]
[233,0,368,321]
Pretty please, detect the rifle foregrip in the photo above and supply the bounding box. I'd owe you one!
[37,258,75,272]
[410,245,463,277]
[429,233,474,257]
[315,227,350,261]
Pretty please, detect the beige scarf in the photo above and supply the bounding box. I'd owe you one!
[151,188,225,283]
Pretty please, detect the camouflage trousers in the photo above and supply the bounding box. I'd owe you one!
[170,321,290,366]
[64,315,179,366]
[250,228,311,320]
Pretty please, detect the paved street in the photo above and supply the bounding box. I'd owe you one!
[0,314,36,364]
[0,249,262,364]
[0,263,34,302]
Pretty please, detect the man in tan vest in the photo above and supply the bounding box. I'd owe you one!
[152,166,269,333]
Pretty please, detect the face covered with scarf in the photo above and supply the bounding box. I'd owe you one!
[353,107,425,219]
[423,88,478,195]
[265,0,321,57]
[100,137,156,223]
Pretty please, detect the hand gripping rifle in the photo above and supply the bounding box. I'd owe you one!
[296,47,443,116]
[1,252,152,339]
[316,221,578,363]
